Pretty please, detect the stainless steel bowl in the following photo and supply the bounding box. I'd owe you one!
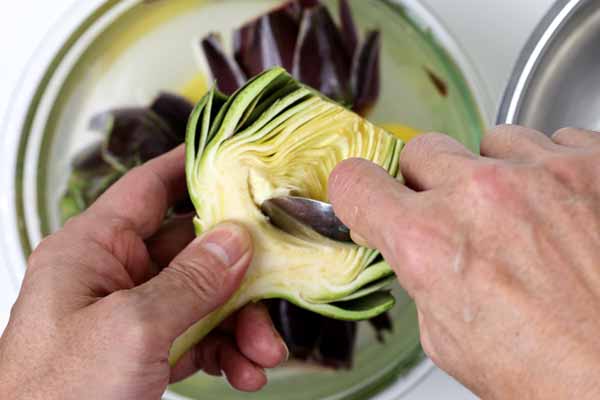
[498,0,600,131]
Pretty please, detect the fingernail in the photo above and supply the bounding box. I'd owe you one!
[255,366,267,379]
[221,369,235,390]
[271,325,290,363]
[199,223,250,268]
[280,339,290,363]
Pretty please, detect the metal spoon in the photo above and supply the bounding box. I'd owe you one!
[260,196,352,242]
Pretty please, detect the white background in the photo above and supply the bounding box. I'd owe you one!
[0,0,553,398]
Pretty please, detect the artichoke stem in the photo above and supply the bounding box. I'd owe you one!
[168,295,244,366]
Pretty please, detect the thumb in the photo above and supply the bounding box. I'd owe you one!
[131,222,253,342]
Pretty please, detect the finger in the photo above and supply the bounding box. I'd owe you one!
[235,302,288,368]
[329,158,445,297]
[329,158,415,248]
[129,222,253,342]
[146,216,195,268]
[170,335,267,392]
[215,313,238,334]
[170,333,226,382]
[551,127,600,148]
[399,133,479,191]
[220,340,267,392]
[480,124,558,160]
[86,145,187,239]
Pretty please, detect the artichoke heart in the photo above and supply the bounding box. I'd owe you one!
[170,67,402,365]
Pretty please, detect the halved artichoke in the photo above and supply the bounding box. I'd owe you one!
[169,67,402,365]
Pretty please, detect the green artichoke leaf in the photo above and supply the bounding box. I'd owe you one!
[281,290,396,321]
[305,261,396,303]
[170,67,403,365]
[334,275,397,303]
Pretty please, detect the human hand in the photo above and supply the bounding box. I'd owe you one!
[329,126,600,399]
[0,146,287,400]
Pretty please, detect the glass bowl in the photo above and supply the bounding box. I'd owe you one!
[0,1,491,399]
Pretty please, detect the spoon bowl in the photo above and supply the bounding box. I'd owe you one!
[261,196,352,242]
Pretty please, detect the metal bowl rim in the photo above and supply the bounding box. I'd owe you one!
[496,0,585,125]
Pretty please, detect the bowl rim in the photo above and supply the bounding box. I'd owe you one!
[0,0,493,398]
[496,0,584,125]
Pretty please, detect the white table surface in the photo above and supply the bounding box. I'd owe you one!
[0,0,553,398]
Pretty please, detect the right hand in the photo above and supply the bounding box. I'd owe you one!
[329,125,600,399]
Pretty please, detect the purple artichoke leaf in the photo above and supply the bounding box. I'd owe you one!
[298,0,321,8]
[351,30,381,115]
[202,34,247,95]
[266,3,304,71]
[368,312,393,343]
[293,6,352,102]
[267,300,323,360]
[316,319,357,369]
[84,171,124,204]
[339,0,359,56]
[172,194,195,216]
[71,140,114,176]
[89,111,114,134]
[150,92,194,142]
[138,131,178,162]
[234,15,283,78]
[233,25,254,75]
[102,108,179,169]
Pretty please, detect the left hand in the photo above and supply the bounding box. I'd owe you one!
[0,146,288,400]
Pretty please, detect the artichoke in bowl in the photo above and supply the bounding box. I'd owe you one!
[170,67,401,365]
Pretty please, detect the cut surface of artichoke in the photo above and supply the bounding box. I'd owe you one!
[169,67,403,365]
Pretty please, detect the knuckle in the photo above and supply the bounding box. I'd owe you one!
[541,154,572,176]
[551,127,576,140]
[540,154,588,190]
[482,124,550,155]
[65,212,132,251]
[27,233,62,272]
[400,133,473,180]
[109,291,162,349]
[88,219,122,248]
[330,158,393,227]
[417,323,442,365]
[128,164,169,200]
[166,255,226,303]
[124,317,161,350]
[489,123,527,137]
[420,333,438,362]
[27,246,49,271]
[401,132,449,161]
[330,158,371,197]
[481,125,517,150]
[468,163,517,204]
